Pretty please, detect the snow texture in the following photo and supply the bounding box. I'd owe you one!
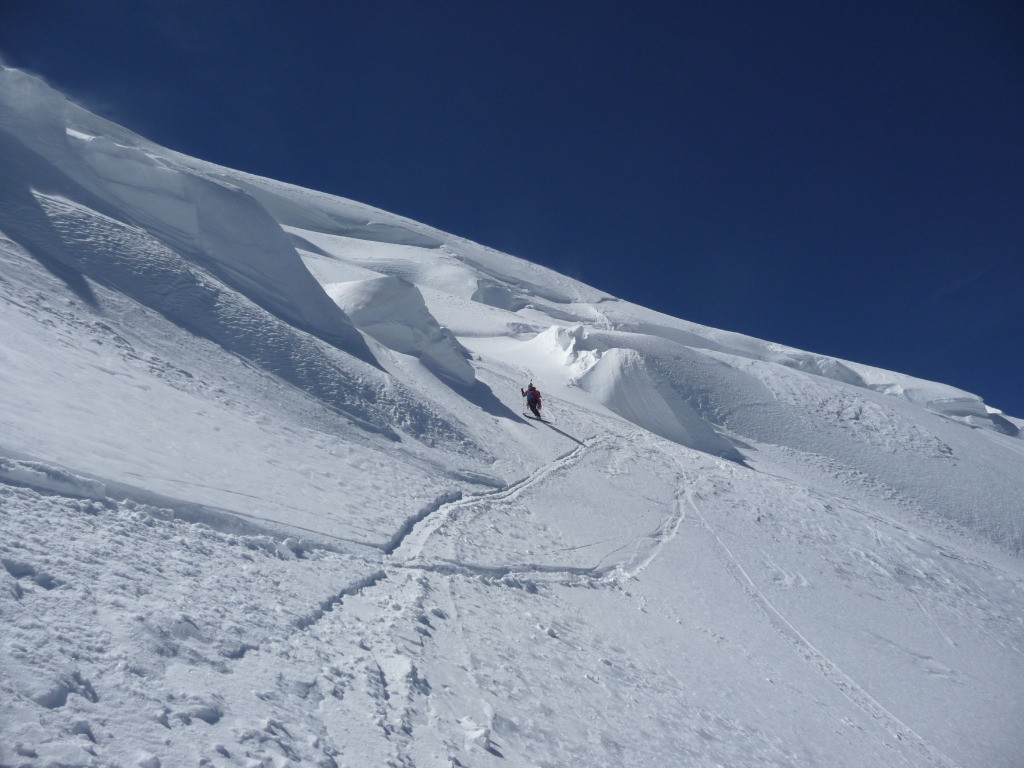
[2,65,1023,768]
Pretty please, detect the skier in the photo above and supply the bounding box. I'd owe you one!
[521,383,542,420]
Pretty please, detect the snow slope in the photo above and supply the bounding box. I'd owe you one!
[2,66,1023,768]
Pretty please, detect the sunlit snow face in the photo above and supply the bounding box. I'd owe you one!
[1,65,1022,768]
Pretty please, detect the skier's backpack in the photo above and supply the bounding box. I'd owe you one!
[527,388,541,405]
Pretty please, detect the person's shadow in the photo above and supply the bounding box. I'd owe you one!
[522,411,584,445]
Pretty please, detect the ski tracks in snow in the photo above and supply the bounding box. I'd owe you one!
[386,436,602,568]
[678,463,959,768]
[282,430,698,765]
[205,435,619,766]
[0,430,701,766]
[386,430,694,589]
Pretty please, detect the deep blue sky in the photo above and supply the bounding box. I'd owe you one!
[3,2,1022,414]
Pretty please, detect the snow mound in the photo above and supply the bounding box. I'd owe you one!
[526,325,604,378]
[625,316,1019,436]
[579,348,743,461]
[27,192,467,442]
[326,275,476,385]
[755,342,1016,435]
[845,364,1020,436]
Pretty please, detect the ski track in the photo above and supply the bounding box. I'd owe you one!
[979,428,1024,459]
[292,569,389,631]
[254,429,699,767]
[599,434,690,581]
[387,435,603,566]
[5,428,965,766]
[387,430,693,588]
[155,431,657,765]
[381,491,464,556]
[679,465,959,768]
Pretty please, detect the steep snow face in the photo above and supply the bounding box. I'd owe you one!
[579,347,742,460]
[73,134,376,357]
[0,67,375,366]
[2,66,1024,768]
[326,275,476,385]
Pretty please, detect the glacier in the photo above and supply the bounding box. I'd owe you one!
[1,65,1023,767]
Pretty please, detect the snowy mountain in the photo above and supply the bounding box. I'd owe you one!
[2,65,1023,768]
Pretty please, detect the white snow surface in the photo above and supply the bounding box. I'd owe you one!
[2,66,1023,768]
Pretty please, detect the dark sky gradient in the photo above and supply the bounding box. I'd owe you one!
[3,2,1022,414]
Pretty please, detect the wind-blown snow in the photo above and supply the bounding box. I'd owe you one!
[2,65,1023,768]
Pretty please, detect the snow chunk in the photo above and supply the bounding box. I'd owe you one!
[529,324,602,378]
[65,127,96,141]
[459,716,494,753]
[471,278,530,311]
